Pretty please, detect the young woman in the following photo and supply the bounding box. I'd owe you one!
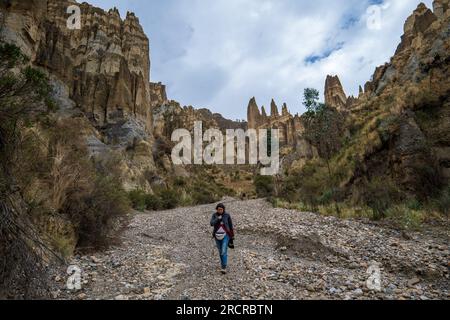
[210,203,235,274]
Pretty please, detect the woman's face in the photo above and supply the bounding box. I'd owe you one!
[217,207,224,215]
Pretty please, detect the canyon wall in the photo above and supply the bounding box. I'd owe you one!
[247,0,449,193]
[0,0,156,191]
[1,0,152,130]
[0,0,245,191]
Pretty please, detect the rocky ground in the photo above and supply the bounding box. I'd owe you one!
[54,198,449,300]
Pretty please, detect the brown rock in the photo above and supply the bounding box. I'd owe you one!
[270,99,280,118]
[408,278,421,287]
[247,97,261,130]
[396,3,438,54]
[324,75,348,111]
[150,82,168,108]
[433,0,450,18]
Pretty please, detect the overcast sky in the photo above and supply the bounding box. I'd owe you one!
[87,0,433,120]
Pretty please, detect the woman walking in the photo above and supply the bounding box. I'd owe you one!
[210,203,235,274]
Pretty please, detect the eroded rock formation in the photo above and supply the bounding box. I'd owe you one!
[246,97,305,148]
[1,0,152,129]
[0,0,156,190]
[324,75,349,111]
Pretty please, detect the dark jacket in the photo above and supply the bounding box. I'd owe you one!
[210,212,234,239]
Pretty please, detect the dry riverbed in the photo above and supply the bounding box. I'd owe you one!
[55,198,449,300]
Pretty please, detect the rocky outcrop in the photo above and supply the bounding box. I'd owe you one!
[0,0,48,59]
[247,97,305,148]
[3,0,164,152]
[1,0,153,130]
[433,0,450,18]
[58,5,150,130]
[150,82,168,109]
[198,109,247,131]
[396,3,438,55]
[247,97,261,130]
[270,99,280,118]
[0,0,158,191]
[1,0,155,130]
[324,75,349,111]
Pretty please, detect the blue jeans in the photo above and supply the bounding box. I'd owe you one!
[215,234,229,269]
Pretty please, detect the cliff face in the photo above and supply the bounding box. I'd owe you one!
[150,82,168,109]
[328,0,450,197]
[0,0,247,190]
[0,0,157,191]
[358,1,449,101]
[246,1,449,197]
[46,1,151,130]
[1,0,152,130]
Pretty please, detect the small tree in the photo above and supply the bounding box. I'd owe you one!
[301,88,344,215]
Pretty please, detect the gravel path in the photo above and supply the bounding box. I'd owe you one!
[56,198,449,300]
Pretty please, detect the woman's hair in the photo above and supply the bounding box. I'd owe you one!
[216,203,225,211]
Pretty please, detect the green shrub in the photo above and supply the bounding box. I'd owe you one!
[173,177,187,187]
[269,197,310,212]
[297,163,328,211]
[433,186,450,218]
[191,182,221,205]
[157,189,180,210]
[318,189,334,205]
[279,175,300,203]
[187,179,225,205]
[128,189,148,211]
[179,192,194,207]
[268,197,280,208]
[51,234,76,259]
[406,198,423,211]
[191,189,218,205]
[357,177,402,220]
[144,194,163,211]
[67,176,131,249]
[386,205,424,230]
[254,175,274,198]
[129,188,183,211]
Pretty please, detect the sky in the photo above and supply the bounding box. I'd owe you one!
[87,0,433,120]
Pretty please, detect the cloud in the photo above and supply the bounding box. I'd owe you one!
[87,0,433,120]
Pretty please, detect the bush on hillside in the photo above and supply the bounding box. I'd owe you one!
[357,177,402,220]
[254,175,274,198]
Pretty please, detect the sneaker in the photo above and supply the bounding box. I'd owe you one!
[221,268,227,274]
